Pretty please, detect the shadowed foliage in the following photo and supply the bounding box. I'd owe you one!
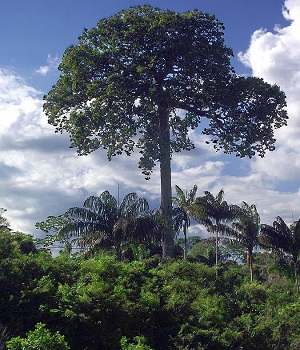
[217,202,261,281]
[260,217,300,291]
[192,189,239,274]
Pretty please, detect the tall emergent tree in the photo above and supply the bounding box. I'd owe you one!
[43,5,287,259]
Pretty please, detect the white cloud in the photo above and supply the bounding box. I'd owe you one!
[238,0,300,189]
[36,66,50,75]
[35,54,60,76]
[0,69,144,233]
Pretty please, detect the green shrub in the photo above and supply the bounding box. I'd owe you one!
[6,323,70,350]
[120,336,154,350]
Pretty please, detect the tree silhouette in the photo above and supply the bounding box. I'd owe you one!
[219,202,261,281]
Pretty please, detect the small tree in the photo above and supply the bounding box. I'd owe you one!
[260,217,300,291]
[44,5,287,259]
[36,191,151,257]
[6,323,70,350]
[172,185,198,259]
[0,208,10,233]
[193,189,238,274]
[220,202,261,281]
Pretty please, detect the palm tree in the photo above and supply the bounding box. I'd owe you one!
[36,191,152,257]
[218,202,260,282]
[193,189,238,275]
[172,185,198,259]
[259,217,300,291]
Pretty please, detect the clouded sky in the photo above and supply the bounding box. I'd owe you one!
[0,0,299,238]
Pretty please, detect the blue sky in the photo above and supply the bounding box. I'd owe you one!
[0,0,284,89]
[0,0,299,238]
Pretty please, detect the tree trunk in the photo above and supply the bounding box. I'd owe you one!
[215,220,219,277]
[293,256,299,292]
[183,222,187,260]
[159,105,174,260]
[247,249,254,282]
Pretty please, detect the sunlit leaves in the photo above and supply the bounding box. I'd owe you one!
[203,76,288,158]
[43,5,238,176]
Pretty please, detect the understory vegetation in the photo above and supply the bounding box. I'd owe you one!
[1,225,300,349]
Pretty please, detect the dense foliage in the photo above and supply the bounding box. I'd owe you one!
[1,227,300,349]
[0,4,291,349]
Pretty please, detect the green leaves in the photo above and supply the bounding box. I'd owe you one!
[43,5,238,176]
[260,217,300,260]
[6,323,70,350]
[203,76,288,158]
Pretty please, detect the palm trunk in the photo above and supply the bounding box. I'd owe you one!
[215,220,219,277]
[294,264,299,292]
[215,229,218,277]
[247,249,254,282]
[159,104,174,260]
[293,256,299,292]
[183,222,187,260]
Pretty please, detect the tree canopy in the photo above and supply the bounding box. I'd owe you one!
[43,5,288,258]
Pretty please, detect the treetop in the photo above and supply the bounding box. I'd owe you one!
[44,5,287,177]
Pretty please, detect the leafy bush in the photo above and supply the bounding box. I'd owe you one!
[2,244,300,349]
[6,323,70,350]
[120,336,154,350]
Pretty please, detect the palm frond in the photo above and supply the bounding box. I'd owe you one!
[173,207,190,233]
[215,189,225,204]
[173,185,186,206]
[259,216,295,253]
[187,185,198,203]
[64,207,100,222]
[113,214,161,245]
[292,220,300,247]
[58,219,108,239]
[119,192,149,218]
[84,195,107,214]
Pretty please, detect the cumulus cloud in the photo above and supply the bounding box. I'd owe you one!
[35,54,60,76]
[238,0,300,191]
[0,69,156,234]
